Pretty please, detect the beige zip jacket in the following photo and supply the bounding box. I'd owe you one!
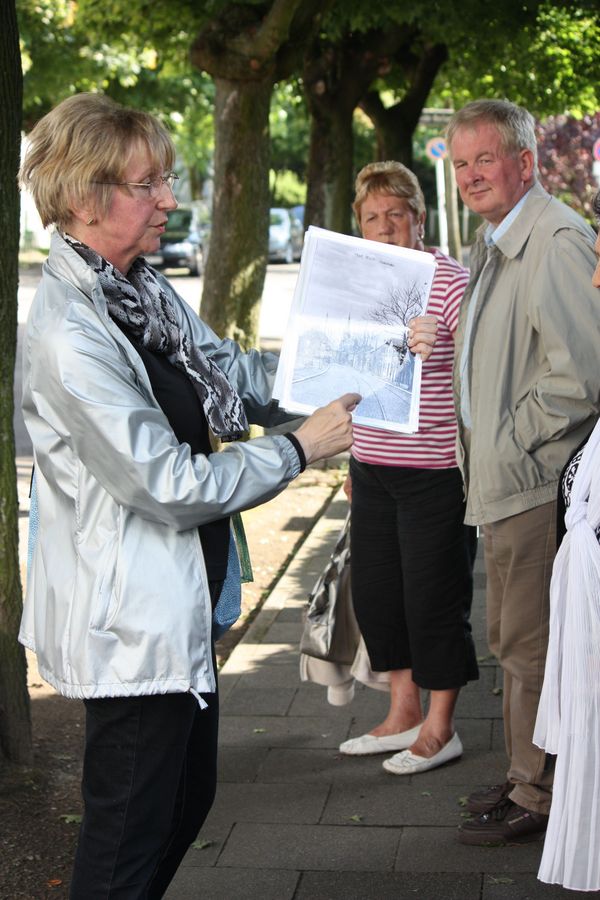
[454,182,600,525]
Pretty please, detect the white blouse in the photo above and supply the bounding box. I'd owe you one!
[534,420,600,891]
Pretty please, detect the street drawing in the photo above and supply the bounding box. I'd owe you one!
[273,227,436,433]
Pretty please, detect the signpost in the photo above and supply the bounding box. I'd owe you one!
[425,137,449,255]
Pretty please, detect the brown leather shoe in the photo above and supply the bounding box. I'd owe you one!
[458,799,548,846]
[465,781,513,814]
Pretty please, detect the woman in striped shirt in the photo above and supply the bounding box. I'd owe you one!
[339,161,479,775]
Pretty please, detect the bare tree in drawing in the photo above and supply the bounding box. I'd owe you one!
[369,281,426,366]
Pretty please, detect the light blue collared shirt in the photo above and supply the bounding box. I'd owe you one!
[484,189,531,248]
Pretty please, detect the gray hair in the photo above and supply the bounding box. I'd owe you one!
[446,99,538,173]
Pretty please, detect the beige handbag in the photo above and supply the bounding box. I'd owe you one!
[300,513,360,665]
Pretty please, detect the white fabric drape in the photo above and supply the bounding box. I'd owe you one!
[534,419,600,891]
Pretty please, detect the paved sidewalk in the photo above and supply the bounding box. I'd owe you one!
[164,490,598,900]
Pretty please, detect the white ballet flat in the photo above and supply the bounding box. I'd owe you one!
[339,724,423,756]
[382,732,463,775]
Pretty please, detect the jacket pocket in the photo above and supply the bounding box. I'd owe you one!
[89,526,121,632]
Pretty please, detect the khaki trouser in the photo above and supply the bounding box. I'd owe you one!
[483,501,557,815]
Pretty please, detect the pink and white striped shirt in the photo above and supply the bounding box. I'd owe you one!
[352,247,468,469]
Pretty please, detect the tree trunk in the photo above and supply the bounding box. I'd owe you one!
[304,97,355,235]
[189,0,323,348]
[200,77,272,348]
[0,0,33,766]
[303,28,419,235]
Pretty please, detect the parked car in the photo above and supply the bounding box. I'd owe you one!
[268,208,304,263]
[290,204,305,227]
[146,204,207,276]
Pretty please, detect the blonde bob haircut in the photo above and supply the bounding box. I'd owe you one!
[353,161,426,228]
[20,93,176,230]
[446,99,538,173]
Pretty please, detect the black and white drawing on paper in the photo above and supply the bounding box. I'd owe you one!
[273,227,437,433]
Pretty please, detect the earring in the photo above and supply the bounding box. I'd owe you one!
[86,217,95,226]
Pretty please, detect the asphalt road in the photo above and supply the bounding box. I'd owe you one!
[14,262,301,456]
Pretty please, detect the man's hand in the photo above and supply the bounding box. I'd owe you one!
[294,393,361,465]
[407,315,438,362]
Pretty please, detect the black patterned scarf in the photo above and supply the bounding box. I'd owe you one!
[63,234,248,441]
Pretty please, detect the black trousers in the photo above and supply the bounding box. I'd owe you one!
[69,689,218,900]
[350,458,479,690]
[70,581,223,900]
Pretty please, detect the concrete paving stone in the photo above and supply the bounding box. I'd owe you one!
[470,613,488,635]
[217,822,400,871]
[473,633,491,653]
[471,607,486,626]
[482,872,600,899]
[257,747,395,784]
[470,590,486,610]
[321,779,478,827]
[226,643,299,668]
[205,781,329,826]
[261,622,303,644]
[474,571,487,588]
[275,565,330,597]
[217,745,269,783]
[170,821,232,869]
[415,750,508,787]
[275,606,305,623]
[227,663,302,688]
[218,714,348,748]
[289,681,391,718]
[296,870,483,900]
[454,716,495,750]
[471,624,488,639]
[221,686,297,717]
[239,609,282,645]
[166,867,299,900]
[456,670,504,719]
[288,688,356,719]
[394,826,544,873]
[492,718,507,750]
[217,670,243,704]
[471,631,486,650]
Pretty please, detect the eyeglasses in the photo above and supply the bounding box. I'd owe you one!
[94,172,179,199]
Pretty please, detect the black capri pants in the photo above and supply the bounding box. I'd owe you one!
[350,458,479,691]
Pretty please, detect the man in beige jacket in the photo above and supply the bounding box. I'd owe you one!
[447,99,600,845]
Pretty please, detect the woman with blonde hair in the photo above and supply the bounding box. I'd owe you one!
[19,92,359,898]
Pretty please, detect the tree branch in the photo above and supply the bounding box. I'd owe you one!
[396,42,448,133]
[229,0,302,61]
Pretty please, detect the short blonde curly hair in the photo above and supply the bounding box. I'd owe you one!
[353,161,426,228]
[20,93,175,230]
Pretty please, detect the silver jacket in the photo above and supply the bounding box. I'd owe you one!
[20,232,301,700]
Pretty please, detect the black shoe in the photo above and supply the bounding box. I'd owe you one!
[458,799,548,846]
[465,781,512,814]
